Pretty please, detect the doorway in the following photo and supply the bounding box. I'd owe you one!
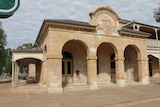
[148,59,153,77]
[62,60,72,83]
[124,45,139,82]
[62,52,73,85]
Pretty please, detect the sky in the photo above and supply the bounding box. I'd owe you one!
[0,0,160,49]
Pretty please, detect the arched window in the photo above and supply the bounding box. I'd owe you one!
[148,58,152,77]
[62,52,72,59]
[110,54,115,69]
[97,58,99,74]
[62,52,73,75]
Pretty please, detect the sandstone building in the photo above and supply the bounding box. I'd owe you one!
[12,6,160,93]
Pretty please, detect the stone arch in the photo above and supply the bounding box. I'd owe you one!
[97,42,118,56]
[148,55,160,77]
[16,58,42,84]
[97,42,118,84]
[12,52,43,62]
[124,45,140,82]
[62,40,88,86]
[14,56,43,62]
[62,39,89,56]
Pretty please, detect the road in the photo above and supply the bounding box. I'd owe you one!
[0,77,160,107]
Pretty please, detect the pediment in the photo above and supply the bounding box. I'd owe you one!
[89,6,120,35]
[89,6,119,21]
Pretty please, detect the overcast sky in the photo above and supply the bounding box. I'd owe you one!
[0,0,160,49]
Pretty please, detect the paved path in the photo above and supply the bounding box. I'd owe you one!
[1,78,160,107]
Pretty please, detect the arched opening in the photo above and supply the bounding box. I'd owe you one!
[97,43,116,84]
[17,58,42,84]
[148,55,160,77]
[148,58,153,77]
[18,64,28,80]
[62,40,88,87]
[124,45,139,82]
[110,54,116,83]
[62,52,73,86]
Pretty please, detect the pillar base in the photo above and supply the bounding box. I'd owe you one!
[88,81,98,90]
[116,79,125,87]
[48,87,63,93]
[47,82,63,93]
[11,84,16,89]
[141,76,150,85]
[11,82,18,89]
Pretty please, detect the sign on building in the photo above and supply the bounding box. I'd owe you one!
[0,0,20,18]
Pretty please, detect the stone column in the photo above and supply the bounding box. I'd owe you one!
[47,55,63,93]
[155,29,159,47]
[138,59,150,84]
[11,62,15,88]
[87,56,98,90]
[36,62,41,82]
[12,62,19,88]
[115,57,125,87]
[14,62,19,87]
[28,64,36,77]
[41,61,48,86]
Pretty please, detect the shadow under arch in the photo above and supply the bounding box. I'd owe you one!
[148,55,160,77]
[124,45,141,82]
[97,42,118,84]
[61,39,89,87]
[15,58,42,85]
[62,39,89,56]
[139,27,156,39]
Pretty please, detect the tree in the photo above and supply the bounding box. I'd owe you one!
[16,43,33,79]
[3,48,12,74]
[0,22,7,75]
[154,4,160,22]
[17,43,33,50]
[0,23,7,47]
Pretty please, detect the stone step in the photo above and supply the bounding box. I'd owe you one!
[12,81,48,94]
[63,84,89,92]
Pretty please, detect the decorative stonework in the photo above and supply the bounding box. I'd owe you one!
[89,6,119,21]
[89,6,119,35]
[96,14,117,34]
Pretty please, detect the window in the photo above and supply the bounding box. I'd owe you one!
[110,54,115,69]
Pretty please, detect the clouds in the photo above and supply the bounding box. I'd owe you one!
[0,0,159,49]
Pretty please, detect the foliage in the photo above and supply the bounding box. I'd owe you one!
[16,43,32,78]
[3,48,12,74]
[0,27,7,47]
[154,4,160,22]
[0,45,5,74]
[0,22,11,75]
[17,43,33,50]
